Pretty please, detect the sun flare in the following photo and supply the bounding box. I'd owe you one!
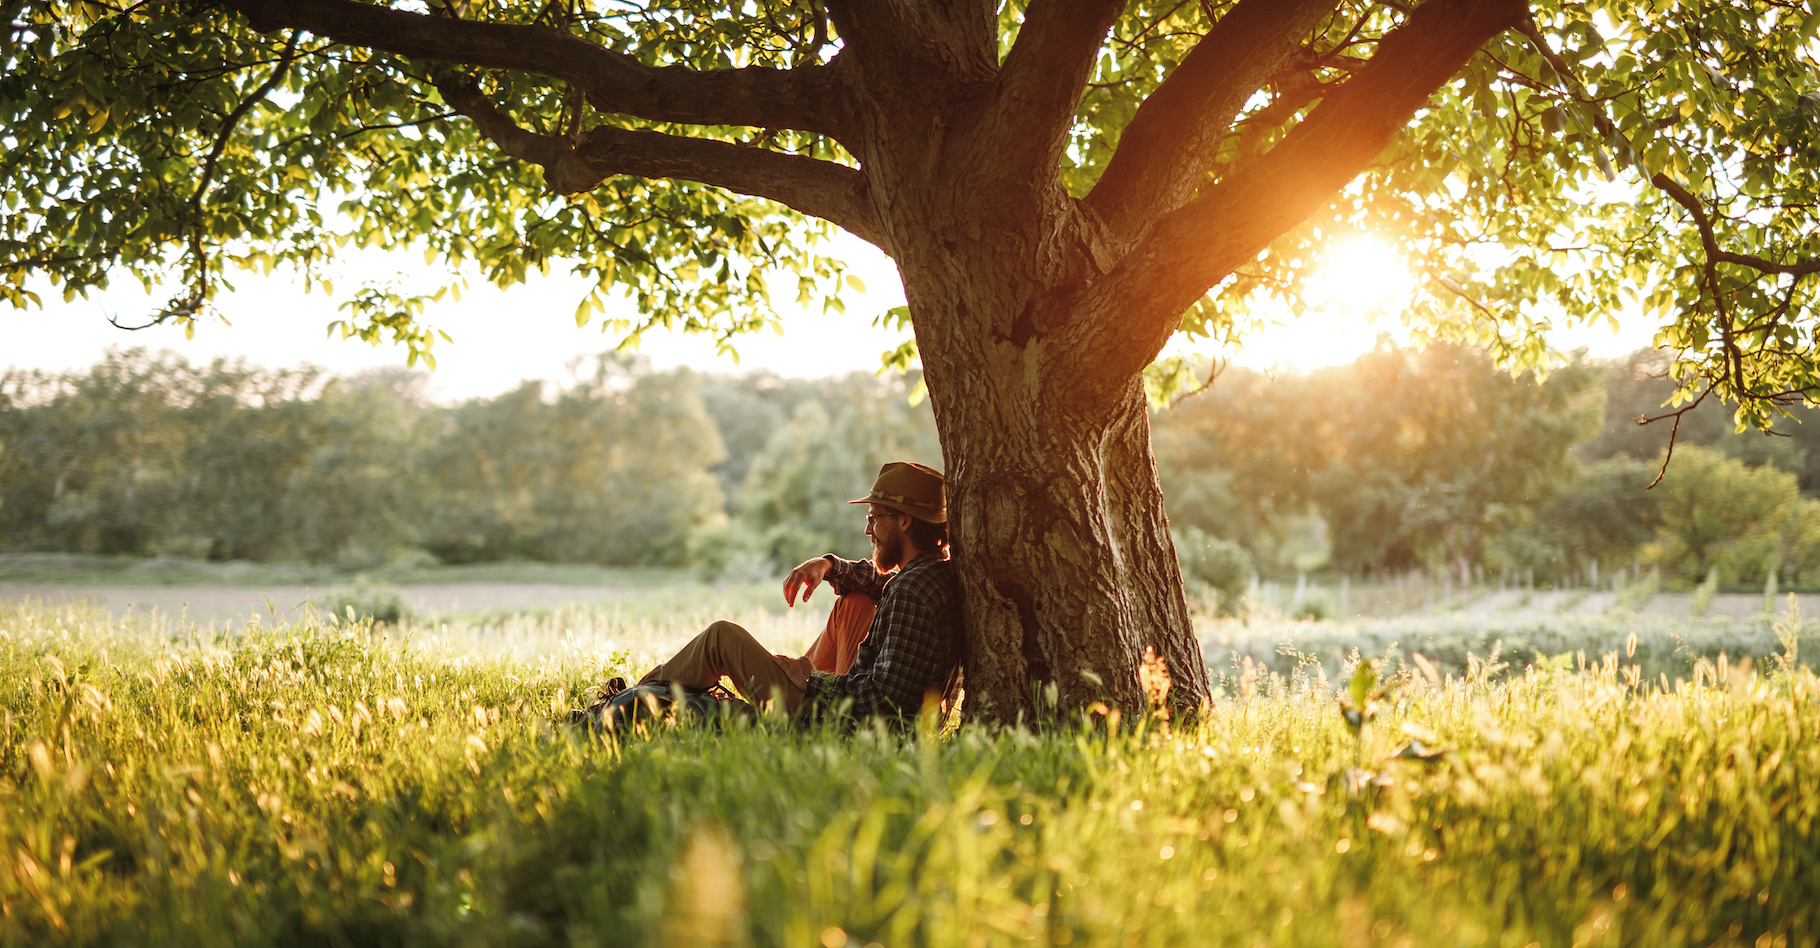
[1251,236,1416,371]
[1181,236,1419,373]
[1308,236,1416,315]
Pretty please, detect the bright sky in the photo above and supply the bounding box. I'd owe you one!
[6,232,1659,401]
[1166,235,1660,373]
[5,233,914,402]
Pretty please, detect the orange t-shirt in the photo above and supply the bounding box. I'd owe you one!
[803,593,876,674]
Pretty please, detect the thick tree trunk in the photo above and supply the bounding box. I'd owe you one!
[895,214,1212,721]
[933,339,1209,721]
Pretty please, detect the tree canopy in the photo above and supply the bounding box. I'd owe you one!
[3,0,1816,412]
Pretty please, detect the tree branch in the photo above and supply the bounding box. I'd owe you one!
[191,33,302,208]
[987,0,1128,182]
[218,0,848,137]
[1651,173,1820,277]
[1084,0,1340,240]
[1639,385,1712,490]
[435,78,885,248]
[166,30,303,322]
[1512,7,1820,296]
[826,0,997,86]
[1068,0,1526,411]
[1217,70,1339,171]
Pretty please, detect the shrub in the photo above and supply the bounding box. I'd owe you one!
[686,519,774,582]
[1174,526,1254,615]
[1291,596,1331,621]
[1691,568,1719,618]
[315,577,409,625]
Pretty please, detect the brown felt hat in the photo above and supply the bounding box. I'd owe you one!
[849,461,946,523]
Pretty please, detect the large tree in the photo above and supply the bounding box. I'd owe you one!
[5,0,1818,718]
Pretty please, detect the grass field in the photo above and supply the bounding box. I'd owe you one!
[0,597,1815,947]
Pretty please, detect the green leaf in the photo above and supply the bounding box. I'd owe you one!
[1348,661,1378,711]
[1593,145,1615,181]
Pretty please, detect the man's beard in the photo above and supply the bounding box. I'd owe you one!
[871,531,908,571]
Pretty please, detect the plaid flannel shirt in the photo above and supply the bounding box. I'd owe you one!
[804,550,962,719]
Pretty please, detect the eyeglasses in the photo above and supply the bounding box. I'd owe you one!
[865,513,904,528]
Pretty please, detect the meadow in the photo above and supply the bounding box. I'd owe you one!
[0,592,1815,947]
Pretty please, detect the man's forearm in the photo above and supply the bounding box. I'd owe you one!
[823,554,888,599]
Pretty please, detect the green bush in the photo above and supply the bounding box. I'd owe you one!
[314,577,409,625]
[685,519,773,582]
[1291,596,1332,621]
[1691,568,1719,618]
[1175,526,1254,615]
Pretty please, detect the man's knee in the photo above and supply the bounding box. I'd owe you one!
[704,619,747,641]
[700,620,757,661]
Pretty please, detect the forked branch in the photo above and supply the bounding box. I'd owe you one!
[1071,0,1527,412]
[154,30,304,326]
[1520,19,1820,458]
[1651,173,1820,278]
[989,0,1128,183]
[436,78,885,247]
[1639,385,1712,490]
[1085,0,1340,240]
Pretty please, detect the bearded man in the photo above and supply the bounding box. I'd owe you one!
[629,461,963,721]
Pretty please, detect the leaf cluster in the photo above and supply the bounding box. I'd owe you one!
[1,0,850,358]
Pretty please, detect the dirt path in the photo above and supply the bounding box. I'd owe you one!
[0,582,629,628]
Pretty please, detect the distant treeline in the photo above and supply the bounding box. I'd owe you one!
[1155,345,1820,604]
[4,345,1818,592]
[0,349,938,575]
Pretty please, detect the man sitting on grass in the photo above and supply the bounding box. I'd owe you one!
[626,461,963,722]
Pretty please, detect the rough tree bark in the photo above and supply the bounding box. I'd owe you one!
[223,0,1529,721]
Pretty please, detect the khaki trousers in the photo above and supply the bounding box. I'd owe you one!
[639,620,812,713]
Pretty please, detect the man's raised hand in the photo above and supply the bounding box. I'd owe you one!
[783,556,833,607]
